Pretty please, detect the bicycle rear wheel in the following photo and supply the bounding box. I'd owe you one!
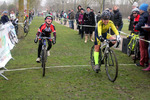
[105,49,118,82]
[41,46,47,77]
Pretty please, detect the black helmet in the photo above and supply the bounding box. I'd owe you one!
[101,10,110,20]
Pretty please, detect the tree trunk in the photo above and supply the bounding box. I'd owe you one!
[18,0,24,39]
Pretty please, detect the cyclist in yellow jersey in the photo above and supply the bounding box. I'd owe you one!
[94,10,121,72]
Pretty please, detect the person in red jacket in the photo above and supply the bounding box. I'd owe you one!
[132,8,140,33]
[34,14,56,62]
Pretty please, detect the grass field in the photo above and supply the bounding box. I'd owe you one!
[0,17,150,100]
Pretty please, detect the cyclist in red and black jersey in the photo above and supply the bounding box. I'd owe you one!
[34,14,56,62]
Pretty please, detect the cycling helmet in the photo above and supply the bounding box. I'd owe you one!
[132,8,139,13]
[45,14,53,20]
[101,10,110,20]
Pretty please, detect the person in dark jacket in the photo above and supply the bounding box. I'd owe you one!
[113,6,123,34]
[70,9,75,29]
[96,11,101,23]
[135,3,149,67]
[83,7,95,43]
[1,11,9,24]
[142,8,150,71]
[75,5,82,30]
[128,2,139,32]
[78,8,85,39]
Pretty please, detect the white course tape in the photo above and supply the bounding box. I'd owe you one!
[5,64,135,72]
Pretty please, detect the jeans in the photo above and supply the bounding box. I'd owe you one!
[139,37,148,65]
[118,24,123,35]
[70,20,74,29]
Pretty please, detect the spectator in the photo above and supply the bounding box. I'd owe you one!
[135,3,149,67]
[132,8,140,33]
[63,12,67,25]
[1,11,9,24]
[67,10,72,28]
[113,5,123,34]
[90,8,96,36]
[128,2,139,32]
[96,11,101,23]
[142,7,150,71]
[75,5,82,30]
[83,7,95,43]
[70,9,75,29]
[109,8,114,22]
[78,8,85,39]
[10,11,16,22]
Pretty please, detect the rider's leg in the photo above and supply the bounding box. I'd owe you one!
[47,39,52,51]
[38,40,42,58]
[94,27,100,65]
[94,45,100,65]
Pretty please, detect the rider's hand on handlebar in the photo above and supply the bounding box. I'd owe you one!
[34,36,38,43]
[52,38,56,45]
[99,36,104,42]
[116,35,121,42]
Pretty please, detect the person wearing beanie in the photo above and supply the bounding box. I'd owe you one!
[135,3,149,67]
[1,11,9,24]
[128,2,139,32]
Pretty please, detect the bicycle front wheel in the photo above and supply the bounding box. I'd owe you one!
[41,46,47,77]
[24,25,29,37]
[105,49,118,82]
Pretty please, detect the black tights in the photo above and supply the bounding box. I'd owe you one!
[38,39,52,57]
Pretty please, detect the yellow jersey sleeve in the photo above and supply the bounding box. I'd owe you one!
[97,20,102,36]
[110,21,119,36]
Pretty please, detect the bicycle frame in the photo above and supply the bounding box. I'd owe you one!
[128,34,139,51]
[100,39,116,61]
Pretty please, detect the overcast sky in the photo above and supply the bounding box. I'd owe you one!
[0,0,13,4]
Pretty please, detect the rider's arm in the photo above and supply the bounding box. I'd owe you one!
[97,21,102,36]
[51,24,56,40]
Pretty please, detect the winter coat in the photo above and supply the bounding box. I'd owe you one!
[135,11,149,36]
[78,13,84,24]
[70,12,75,20]
[113,9,123,27]
[83,11,95,25]
[1,15,9,24]
[129,14,134,31]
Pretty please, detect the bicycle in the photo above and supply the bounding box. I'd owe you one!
[37,36,55,77]
[13,18,30,37]
[127,33,140,63]
[24,19,30,37]
[90,39,118,82]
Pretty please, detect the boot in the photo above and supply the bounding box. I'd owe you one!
[85,34,88,43]
[90,34,94,42]
[142,64,150,71]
